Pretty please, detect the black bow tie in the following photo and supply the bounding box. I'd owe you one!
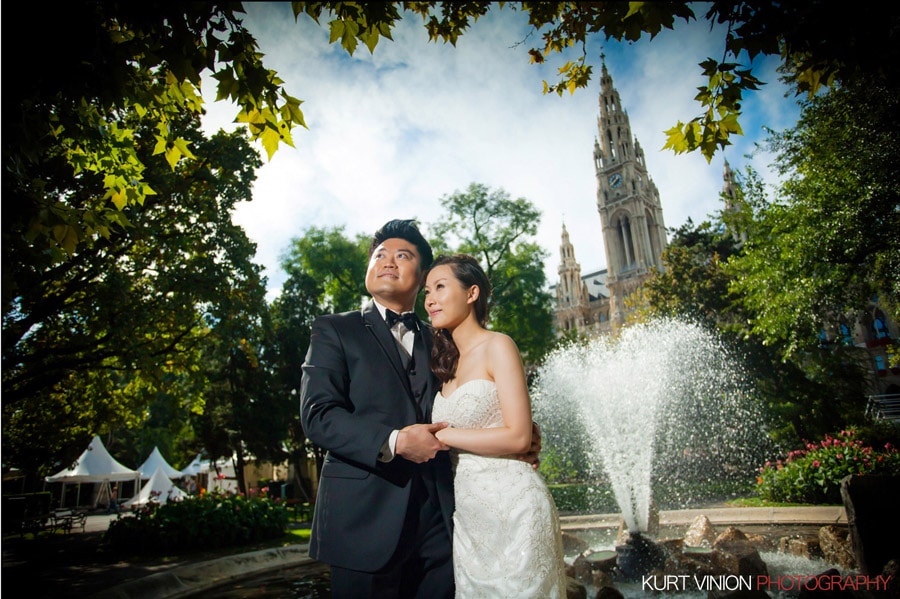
[385,309,420,332]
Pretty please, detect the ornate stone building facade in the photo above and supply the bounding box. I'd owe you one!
[554,223,612,337]
[551,62,899,406]
[552,60,667,337]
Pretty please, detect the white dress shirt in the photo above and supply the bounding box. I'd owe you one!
[373,300,417,462]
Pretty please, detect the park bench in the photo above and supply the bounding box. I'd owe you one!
[50,508,88,533]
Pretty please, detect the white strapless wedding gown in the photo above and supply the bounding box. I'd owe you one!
[432,379,567,598]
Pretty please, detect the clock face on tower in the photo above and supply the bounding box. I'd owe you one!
[608,173,623,188]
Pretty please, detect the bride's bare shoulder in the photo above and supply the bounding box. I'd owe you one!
[486,331,519,352]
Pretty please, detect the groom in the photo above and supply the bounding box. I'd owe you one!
[300,219,455,598]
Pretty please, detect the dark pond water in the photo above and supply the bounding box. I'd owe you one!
[205,562,329,598]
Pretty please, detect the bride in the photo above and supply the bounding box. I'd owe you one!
[424,254,567,598]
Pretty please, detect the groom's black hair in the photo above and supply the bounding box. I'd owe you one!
[370,219,434,270]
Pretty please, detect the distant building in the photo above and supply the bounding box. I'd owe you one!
[820,303,900,396]
[549,60,899,398]
[552,59,666,336]
[553,223,612,337]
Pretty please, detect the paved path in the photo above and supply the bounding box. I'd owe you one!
[83,513,119,534]
[86,506,848,599]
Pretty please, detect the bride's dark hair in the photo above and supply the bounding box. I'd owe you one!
[428,254,491,384]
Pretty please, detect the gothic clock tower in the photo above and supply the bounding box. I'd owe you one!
[593,58,667,327]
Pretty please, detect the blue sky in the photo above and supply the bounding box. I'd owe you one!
[202,3,802,300]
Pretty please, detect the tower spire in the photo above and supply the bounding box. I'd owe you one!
[722,159,748,245]
[592,59,667,329]
[555,222,589,333]
[551,59,670,338]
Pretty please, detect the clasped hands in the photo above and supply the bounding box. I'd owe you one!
[396,423,450,463]
[395,422,543,469]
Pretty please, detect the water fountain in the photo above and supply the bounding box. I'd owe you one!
[531,316,779,580]
[161,317,843,598]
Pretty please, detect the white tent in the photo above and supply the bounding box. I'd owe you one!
[176,453,240,494]
[123,466,187,509]
[46,435,138,484]
[180,453,204,476]
[137,446,182,480]
[177,453,204,495]
[45,435,140,507]
[205,455,239,494]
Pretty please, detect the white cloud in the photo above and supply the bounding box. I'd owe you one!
[202,3,801,300]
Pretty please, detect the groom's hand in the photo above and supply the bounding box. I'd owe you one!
[396,422,450,463]
[516,422,542,471]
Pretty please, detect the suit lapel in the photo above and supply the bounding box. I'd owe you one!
[361,301,416,403]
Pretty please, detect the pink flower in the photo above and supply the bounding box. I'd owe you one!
[812,460,820,468]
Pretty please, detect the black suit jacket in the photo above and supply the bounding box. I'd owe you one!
[299,300,454,571]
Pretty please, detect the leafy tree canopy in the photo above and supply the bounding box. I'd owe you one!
[2,113,265,479]
[429,183,554,364]
[4,2,304,276]
[726,77,900,359]
[642,210,871,444]
[640,217,738,328]
[279,226,369,314]
[9,1,898,266]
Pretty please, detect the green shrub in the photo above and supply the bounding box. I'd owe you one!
[549,483,618,513]
[103,491,288,556]
[756,429,900,504]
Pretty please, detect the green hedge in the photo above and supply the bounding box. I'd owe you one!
[103,492,288,555]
